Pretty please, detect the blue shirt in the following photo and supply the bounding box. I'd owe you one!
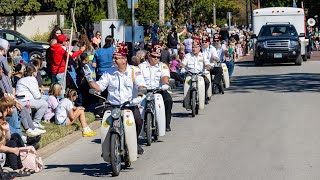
[93,47,115,75]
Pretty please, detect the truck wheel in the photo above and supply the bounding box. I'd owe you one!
[295,55,302,66]
[29,51,42,61]
[254,57,263,66]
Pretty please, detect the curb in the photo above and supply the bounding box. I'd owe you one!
[38,120,101,159]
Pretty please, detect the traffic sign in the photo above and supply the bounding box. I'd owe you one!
[125,26,144,42]
[100,19,125,45]
[127,0,138,8]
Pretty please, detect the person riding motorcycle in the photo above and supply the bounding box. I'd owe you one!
[201,36,224,94]
[84,43,146,155]
[139,44,173,132]
[181,41,211,104]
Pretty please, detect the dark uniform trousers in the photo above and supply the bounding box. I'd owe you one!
[203,76,210,100]
[210,66,223,87]
[159,91,173,128]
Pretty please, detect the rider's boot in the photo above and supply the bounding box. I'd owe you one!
[138,144,144,155]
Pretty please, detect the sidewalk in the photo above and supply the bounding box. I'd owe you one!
[235,52,253,63]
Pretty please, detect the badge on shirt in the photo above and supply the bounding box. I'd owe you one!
[135,71,141,76]
[163,65,168,69]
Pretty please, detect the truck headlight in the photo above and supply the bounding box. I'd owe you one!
[42,45,50,49]
[257,42,266,48]
[290,41,299,47]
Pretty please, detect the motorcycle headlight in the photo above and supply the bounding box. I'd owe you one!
[111,108,121,119]
[191,75,197,81]
[290,41,299,47]
[147,102,153,109]
[146,92,154,101]
[42,44,50,49]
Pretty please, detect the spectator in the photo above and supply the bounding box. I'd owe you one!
[48,25,63,42]
[159,41,171,65]
[91,31,101,48]
[31,58,43,88]
[136,50,147,64]
[79,30,95,56]
[43,83,61,123]
[183,33,193,54]
[167,27,179,54]
[55,89,97,137]
[92,36,114,80]
[11,48,22,65]
[12,64,26,93]
[169,54,184,85]
[15,66,48,129]
[49,34,85,86]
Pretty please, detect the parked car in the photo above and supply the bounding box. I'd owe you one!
[0,28,50,61]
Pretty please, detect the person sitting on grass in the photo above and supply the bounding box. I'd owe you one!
[55,89,97,137]
[43,83,61,123]
[15,66,48,130]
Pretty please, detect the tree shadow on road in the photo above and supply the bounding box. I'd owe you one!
[235,61,298,67]
[45,163,133,177]
[228,72,320,93]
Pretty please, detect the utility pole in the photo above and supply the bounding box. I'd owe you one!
[250,0,253,28]
[258,0,260,8]
[246,0,248,28]
[213,3,216,25]
[131,0,135,55]
[159,0,165,25]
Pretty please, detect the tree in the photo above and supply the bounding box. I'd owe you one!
[0,0,41,30]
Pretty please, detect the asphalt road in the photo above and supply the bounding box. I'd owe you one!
[23,54,320,180]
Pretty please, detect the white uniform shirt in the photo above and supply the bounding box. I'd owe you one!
[202,45,219,64]
[96,64,146,105]
[139,61,170,90]
[182,52,209,73]
[218,44,228,62]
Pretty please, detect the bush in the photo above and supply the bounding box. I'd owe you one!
[31,32,50,42]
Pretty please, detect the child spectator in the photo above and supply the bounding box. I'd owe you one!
[12,64,26,90]
[169,54,184,85]
[11,48,23,65]
[31,58,43,88]
[55,89,97,137]
[43,83,61,123]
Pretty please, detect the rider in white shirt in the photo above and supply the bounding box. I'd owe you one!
[181,41,211,104]
[84,43,146,154]
[139,45,173,131]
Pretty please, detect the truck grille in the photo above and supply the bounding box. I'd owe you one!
[266,40,289,48]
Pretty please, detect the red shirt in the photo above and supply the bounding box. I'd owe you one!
[49,44,82,74]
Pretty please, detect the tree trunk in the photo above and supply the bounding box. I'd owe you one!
[159,0,165,25]
[107,0,118,19]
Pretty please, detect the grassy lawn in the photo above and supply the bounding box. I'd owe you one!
[39,112,96,148]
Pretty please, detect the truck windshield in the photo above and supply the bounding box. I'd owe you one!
[259,25,298,37]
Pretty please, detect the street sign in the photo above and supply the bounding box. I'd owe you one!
[125,26,144,42]
[127,0,138,8]
[100,19,125,45]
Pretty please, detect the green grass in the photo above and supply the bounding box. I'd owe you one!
[39,112,96,148]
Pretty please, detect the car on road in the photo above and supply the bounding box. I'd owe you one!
[0,28,50,61]
[252,24,304,66]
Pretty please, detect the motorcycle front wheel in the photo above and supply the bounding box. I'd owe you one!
[146,113,152,146]
[111,134,121,176]
[191,91,196,117]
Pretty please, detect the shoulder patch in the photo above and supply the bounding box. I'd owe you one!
[135,71,141,76]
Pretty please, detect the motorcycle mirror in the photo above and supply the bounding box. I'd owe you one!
[138,87,147,95]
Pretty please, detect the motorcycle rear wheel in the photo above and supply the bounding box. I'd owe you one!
[111,134,121,176]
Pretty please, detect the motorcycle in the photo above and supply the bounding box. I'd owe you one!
[211,62,230,95]
[141,88,166,146]
[90,90,138,176]
[183,71,206,117]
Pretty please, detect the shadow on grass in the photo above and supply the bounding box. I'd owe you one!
[45,163,133,177]
[228,71,320,94]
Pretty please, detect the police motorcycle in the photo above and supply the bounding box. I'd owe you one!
[90,89,146,176]
[182,69,206,117]
[141,88,166,146]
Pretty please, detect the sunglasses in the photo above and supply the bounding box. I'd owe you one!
[151,54,160,59]
[113,56,124,60]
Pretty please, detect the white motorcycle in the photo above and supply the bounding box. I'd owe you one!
[183,71,206,117]
[91,90,138,176]
[141,88,166,146]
